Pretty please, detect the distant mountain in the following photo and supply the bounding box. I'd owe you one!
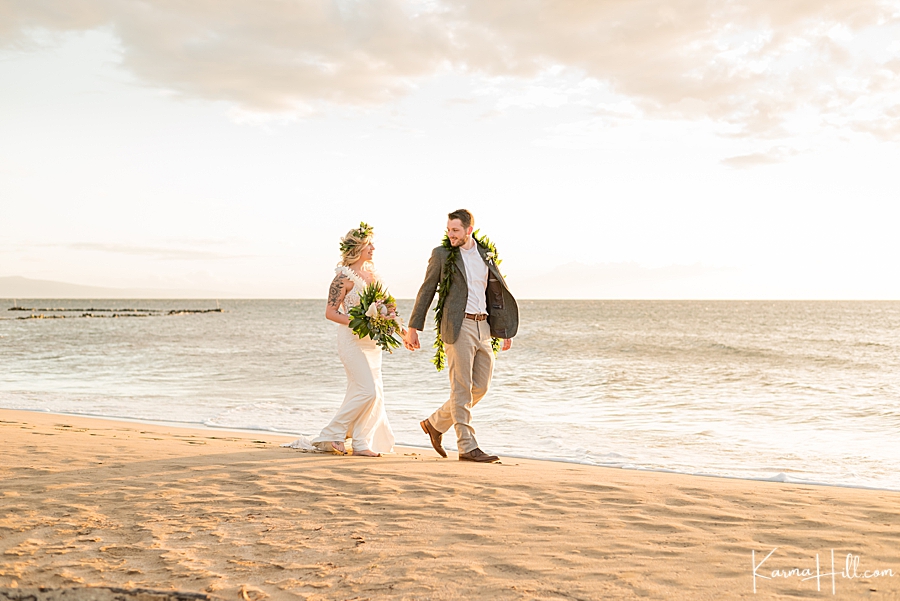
[0,276,232,299]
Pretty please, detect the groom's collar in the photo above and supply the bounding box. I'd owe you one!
[457,238,487,260]
[459,237,477,252]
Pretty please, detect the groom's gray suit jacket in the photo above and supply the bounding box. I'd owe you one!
[409,242,519,345]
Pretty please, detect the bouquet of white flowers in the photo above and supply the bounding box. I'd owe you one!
[348,282,404,353]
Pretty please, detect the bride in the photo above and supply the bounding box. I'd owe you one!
[287,223,400,457]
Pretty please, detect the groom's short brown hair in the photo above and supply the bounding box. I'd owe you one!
[448,209,474,229]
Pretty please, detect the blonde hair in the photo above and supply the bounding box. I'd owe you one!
[339,223,374,266]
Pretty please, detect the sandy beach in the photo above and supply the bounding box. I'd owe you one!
[1,409,899,600]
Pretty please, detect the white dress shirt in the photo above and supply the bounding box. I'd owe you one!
[460,242,488,315]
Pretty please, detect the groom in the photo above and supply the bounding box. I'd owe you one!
[406,209,518,463]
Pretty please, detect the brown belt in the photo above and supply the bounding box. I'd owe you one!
[464,313,488,321]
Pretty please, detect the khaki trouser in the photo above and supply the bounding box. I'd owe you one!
[428,318,494,454]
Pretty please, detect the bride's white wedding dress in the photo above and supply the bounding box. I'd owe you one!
[283,265,395,455]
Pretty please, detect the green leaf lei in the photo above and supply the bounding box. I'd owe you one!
[432,230,502,371]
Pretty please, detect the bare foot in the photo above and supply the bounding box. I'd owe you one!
[330,441,345,454]
[352,449,380,457]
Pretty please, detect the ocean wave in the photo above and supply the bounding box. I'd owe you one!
[4,299,900,491]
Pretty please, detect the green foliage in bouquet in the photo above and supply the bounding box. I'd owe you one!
[348,281,403,353]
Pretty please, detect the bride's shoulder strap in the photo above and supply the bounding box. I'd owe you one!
[334,264,365,287]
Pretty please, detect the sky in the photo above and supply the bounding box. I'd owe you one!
[1,0,900,299]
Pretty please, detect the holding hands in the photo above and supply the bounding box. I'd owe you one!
[404,328,421,351]
[402,328,510,352]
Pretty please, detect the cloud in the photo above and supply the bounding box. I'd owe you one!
[496,85,570,110]
[721,146,802,168]
[2,0,900,137]
[445,97,478,106]
[448,1,900,138]
[0,0,452,111]
[53,242,251,261]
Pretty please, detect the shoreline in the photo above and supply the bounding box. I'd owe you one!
[2,408,900,599]
[5,407,898,494]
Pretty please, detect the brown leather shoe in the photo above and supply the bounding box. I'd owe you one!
[458,448,499,463]
[420,419,447,458]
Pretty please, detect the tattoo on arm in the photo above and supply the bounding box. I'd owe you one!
[327,274,349,308]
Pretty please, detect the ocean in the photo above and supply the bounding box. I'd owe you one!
[2,299,899,490]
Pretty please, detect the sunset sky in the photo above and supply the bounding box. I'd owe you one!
[2,1,899,299]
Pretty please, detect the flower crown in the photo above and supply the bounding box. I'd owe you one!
[339,222,374,254]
